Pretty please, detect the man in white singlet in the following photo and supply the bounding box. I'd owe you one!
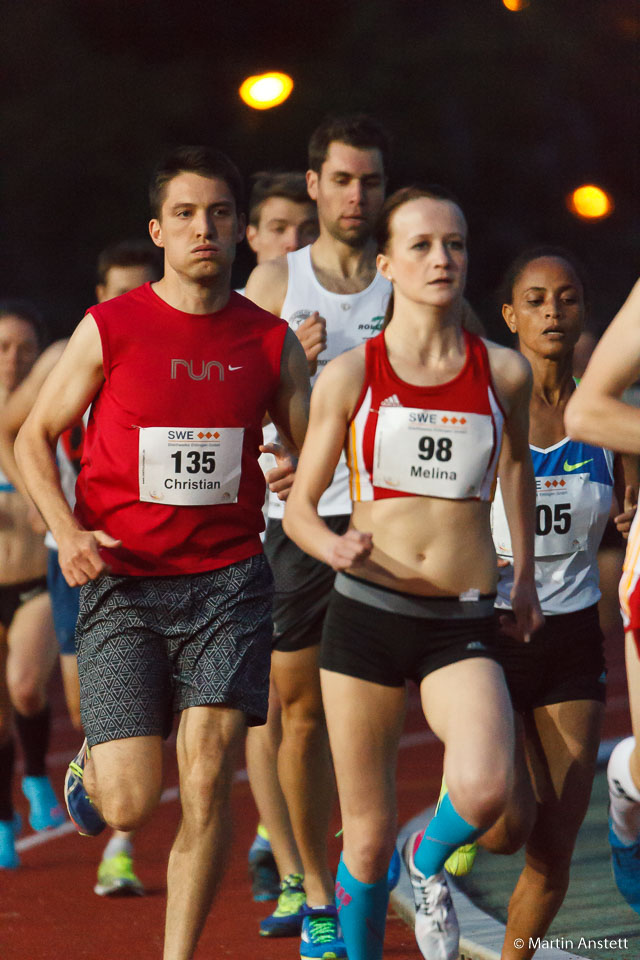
[238,172,319,903]
[244,114,391,955]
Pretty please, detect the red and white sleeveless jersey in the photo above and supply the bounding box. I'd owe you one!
[620,509,640,631]
[346,331,505,502]
[74,284,287,576]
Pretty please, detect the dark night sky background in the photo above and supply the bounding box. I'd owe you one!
[1,0,638,342]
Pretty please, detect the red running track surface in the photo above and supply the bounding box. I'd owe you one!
[2,579,630,960]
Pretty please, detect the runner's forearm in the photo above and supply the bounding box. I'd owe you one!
[15,419,83,541]
[566,393,640,455]
[499,455,536,586]
[283,496,342,566]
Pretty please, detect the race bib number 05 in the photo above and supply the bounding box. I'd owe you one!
[138,427,244,506]
[373,406,494,499]
[492,473,589,558]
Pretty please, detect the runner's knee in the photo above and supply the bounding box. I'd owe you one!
[343,817,396,881]
[7,671,46,716]
[179,748,236,826]
[100,781,161,832]
[448,766,510,829]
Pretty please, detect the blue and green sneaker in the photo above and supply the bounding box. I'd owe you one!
[300,904,347,959]
[260,873,306,937]
[64,739,106,837]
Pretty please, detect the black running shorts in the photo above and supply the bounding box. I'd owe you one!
[320,576,499,687]
[264,516,349,652]
[76,554,274,746]
[493,603,606,712]
[0,577,48,630]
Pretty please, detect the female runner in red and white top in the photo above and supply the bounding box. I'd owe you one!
[284,186,543,960]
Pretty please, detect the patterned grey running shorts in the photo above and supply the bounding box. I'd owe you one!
[76,553,274,746]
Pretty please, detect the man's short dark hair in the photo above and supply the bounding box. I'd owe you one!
[0,299,46,348]
[149,146,244,219]
[96,240,162,287]
[248,171,313,227]
[308,114,390,174]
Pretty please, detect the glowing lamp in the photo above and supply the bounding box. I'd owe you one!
[567,185,614,220]
[239,72,294,110]
[502,0,530,10]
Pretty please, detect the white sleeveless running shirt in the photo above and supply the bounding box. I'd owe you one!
[266,244,392,518]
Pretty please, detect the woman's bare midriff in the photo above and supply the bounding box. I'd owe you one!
[348,496,498,597]
[0,491,48,585]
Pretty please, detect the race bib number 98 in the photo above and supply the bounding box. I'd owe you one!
[138,427,244,506]
[373,406,494,499]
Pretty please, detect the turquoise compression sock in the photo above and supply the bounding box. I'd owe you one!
[335,854,388,960]
[414,792,482,878]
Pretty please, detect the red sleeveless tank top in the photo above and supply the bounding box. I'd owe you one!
[346,330,505,502]
[74,284,287,575]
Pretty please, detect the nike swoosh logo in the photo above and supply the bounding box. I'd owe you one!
[563,458,593,472]
[228,365,243,371]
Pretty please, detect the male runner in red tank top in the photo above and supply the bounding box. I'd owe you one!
[14,146,310,960]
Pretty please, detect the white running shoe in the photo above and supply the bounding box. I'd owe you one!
[402,831,459,960]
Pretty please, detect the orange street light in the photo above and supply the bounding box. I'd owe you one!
[239,72,294,110]
[502,0,530,10]
[567,184,614,221]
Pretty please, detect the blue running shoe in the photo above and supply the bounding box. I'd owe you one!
[387,846,401,891]
[249,830,280,901]
[300,904,347,960]
[609,820,640,914]
[64,739,106,837]
[260,873,306,936]
[0,816,20,869]
[22,775,66,831]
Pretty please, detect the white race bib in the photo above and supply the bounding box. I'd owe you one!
[138,427,244,506]
[492,473,589,558]
[373,406,494,499]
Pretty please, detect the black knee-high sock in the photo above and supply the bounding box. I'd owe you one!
[15,704,50,777]
[0,739,15,820]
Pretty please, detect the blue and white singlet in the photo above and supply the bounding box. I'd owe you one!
[492,437,614,614]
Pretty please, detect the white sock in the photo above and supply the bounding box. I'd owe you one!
[102,833,133,861]
[608,737,640,845]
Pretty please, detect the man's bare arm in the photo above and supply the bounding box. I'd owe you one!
[566,279,640,451]
[245,257,327,374]
[268,330,311,455]
[245,257,289,316]
[15,315,120,585]
[261,331,311,500]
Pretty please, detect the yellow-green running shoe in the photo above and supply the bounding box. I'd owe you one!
[260,873,306,937]
[94,852,145,897]
[437,776,478,878]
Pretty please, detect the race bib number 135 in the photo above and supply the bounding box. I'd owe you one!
[138,427,244,506]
